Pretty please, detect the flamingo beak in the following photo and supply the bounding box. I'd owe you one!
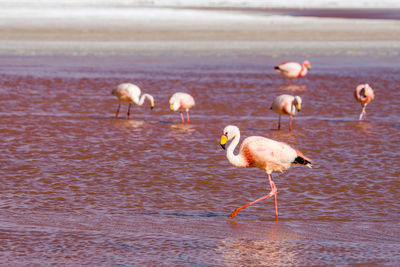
[307,65,311,70]
[170,104,174,111]
[220,135,228,150]
[150,101,154,110]
[297,104,301,111]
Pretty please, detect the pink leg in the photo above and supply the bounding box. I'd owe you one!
[289,79,293,86]
[186,109,190,124]
[359,104,366,121]
[180,111,185,124]
[271,180,278,220]
[289,115,293,131]
[115,104,121,119]
[127,103,131,119]
[362,105,367,120]
[228,174,278,220]
[278,115,281,130]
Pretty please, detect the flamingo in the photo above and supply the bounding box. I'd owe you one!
[354,83,375,121]
[220,125,312,220]
[270,94,302,132]
[111,83,154,119]
[274,60,311,85]
[169,92,195,124]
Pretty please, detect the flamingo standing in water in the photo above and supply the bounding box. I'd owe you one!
[354,83,375,121]
[220,125,312,220]
[274,60,311,85]
[270,94,302,131]
[111,83,154,119]
[169,92,195,124]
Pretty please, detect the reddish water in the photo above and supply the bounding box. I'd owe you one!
[1,55,400,265]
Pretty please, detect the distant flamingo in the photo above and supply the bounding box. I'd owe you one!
[354,84,375,121]
[169,92,195,124]
[220,125,312,220]
[270,94,302,131]
[111,83,154,119]
[274,60,311,85]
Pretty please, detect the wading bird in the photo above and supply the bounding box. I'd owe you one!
[270,94,302,131]
[354,83,375,121]
[169,92,195,124]
[274,60,311,85]
[111,83,154,119]
[220,125,312,220]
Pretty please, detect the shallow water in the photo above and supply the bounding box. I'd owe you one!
[1,54,400,265]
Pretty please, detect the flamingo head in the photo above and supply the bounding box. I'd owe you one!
[170,100,180,111]
[294,96,302,111]
[220,125,239,150]
[356,84,371,99]
[363,84,373,97]
[303,60,311,70]
[148,95,155,110]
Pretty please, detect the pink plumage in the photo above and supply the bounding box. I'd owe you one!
[220,125,312,220]
[169,92,195,124]
[274,60,311,85]
[354,84,375,121]
[111,83,154,119]
[270,94,302,131]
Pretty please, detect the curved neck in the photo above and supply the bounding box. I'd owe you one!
[226,132,248,168]
[290,99,298,115]
[298,64,307,77]
[136,93,152,106]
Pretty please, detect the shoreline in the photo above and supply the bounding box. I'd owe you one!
[1,40,400,58]
[174,6,400,20]
[0,6,399,56]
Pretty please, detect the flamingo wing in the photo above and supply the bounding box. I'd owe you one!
[241,136,297,172]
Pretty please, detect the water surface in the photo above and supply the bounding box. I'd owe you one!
[1,54,399,265]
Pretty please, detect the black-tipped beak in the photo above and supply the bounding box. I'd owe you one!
[220,135,228,150]
[151,106,154,110]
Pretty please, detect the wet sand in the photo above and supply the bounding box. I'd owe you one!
[1,6,400,266]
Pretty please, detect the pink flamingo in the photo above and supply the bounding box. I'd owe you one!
[354,83,375,121]
[274,60,311,85]
[111,83,154,119]
[220,125,312,220]
[270,94,302,131]
[169,92,195,124]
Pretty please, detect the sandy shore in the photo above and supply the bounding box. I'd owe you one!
[1,7,400,56]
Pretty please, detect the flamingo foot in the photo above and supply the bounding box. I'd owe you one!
[228,208,240,219]
[228,191,275,219]
[180,112,185,124]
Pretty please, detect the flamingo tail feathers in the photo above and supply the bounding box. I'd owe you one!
[293,148,313,168]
